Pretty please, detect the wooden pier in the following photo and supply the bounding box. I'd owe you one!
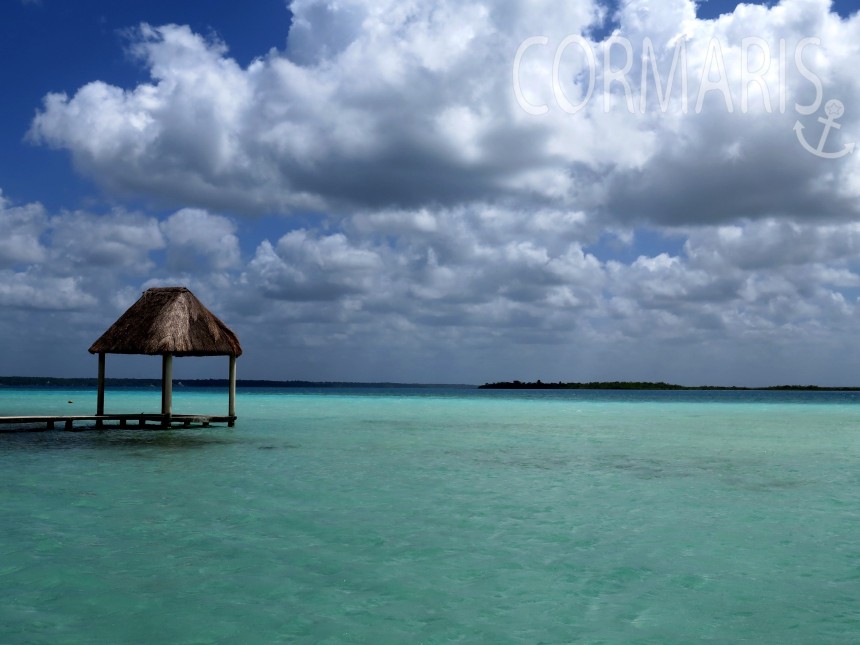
[0,413,237,433]
[1,287,243,434]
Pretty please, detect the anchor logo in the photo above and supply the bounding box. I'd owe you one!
[794,99,855,159]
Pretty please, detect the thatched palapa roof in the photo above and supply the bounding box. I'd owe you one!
[89,287,242,357]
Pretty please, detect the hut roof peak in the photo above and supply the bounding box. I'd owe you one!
[89,286,242,357]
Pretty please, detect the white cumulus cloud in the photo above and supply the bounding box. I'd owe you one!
[13,0,860,383]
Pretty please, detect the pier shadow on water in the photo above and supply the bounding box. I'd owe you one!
[0,428,238,453]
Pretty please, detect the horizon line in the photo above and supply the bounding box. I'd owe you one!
[3,376,860,391]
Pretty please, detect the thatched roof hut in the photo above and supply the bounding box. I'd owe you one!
[89,287,242,357]
[90,287,241,426]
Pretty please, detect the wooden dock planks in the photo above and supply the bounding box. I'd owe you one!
[0,414,235,432]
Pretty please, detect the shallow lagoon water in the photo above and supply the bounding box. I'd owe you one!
[2,387,860,643]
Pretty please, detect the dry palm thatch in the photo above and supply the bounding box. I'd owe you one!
[89,287,242,357]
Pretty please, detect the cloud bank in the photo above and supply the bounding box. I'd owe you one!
[12,0,860,383]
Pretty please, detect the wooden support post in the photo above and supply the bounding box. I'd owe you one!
[65,419,73,431]
[96,352,106,429]
[161,353,173,425]
[47,420,54,430]
[228,354,237,427]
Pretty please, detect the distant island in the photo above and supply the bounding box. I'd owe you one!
[479,380,860,391]
[4,376,859,392]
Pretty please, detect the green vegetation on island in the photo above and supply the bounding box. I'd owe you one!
[478,380,860,391]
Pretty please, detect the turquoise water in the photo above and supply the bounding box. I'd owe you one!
[2,387,860,643]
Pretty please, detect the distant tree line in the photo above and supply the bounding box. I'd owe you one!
[478,380,860,391]
[4,376,858,391]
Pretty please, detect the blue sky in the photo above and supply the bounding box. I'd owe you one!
[2,0,860,385]
[1,1,287,208]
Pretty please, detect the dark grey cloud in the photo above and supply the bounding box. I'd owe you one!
[604,111,859,226]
